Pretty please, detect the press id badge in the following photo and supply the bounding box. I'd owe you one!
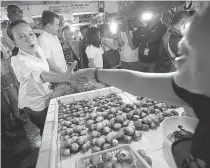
[144,48,149,56]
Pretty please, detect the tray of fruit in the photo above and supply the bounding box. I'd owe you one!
[76,144,151,168]
[58,92,181,159]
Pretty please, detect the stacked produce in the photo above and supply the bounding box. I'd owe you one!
[84,149,146,168]
[51,81,105,98]
[58,93,179,157]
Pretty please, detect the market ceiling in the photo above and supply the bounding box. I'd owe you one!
[1,1,79,7]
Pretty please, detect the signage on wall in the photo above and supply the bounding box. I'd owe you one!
[49,5,72,14]
[71,2,98,13]
[49,6,61,13]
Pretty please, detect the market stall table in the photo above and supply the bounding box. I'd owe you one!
[35,87,184,168]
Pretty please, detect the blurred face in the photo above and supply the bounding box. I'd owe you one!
[50,18,60,35]
[175,14,210,94]
[12,23,37,54]
[103,28,111,38]
[8,7,23,22]
[81,28,88,38]
[63,28,73,41]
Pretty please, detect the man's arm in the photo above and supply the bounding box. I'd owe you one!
[88,58,97,68]
[76,69,189,107]
[38,37,64,74]
[116,32,124,47]
[148,23,167,43]
[125,31,138,50]
[79,40,85,68]
[102,39,119,50]
[46,58,65,74]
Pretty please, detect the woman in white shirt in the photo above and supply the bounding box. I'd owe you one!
[85,27,104,69]
[7,20,81,136]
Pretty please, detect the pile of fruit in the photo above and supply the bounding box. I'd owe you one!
[58,93,179,157]
[83,149,147,168]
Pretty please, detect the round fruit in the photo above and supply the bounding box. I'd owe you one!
[90,155,100,165]
[124,135,132,143]
[96,137,105,146]
[91,138,97,145]
[110,156,118,165]
[117,150,133,164]
[103,127,111,135]
[82,143,90,152]
[96,122,104,131]
[96,116,104,122]
[133,131,142,140]
[113,123,121,130]
[103,143,111,150]
[63,149,70,156]
[112,139,119,147]
[71,143,79,152]
[122,120,130,127]
[116,129,125,139]
[144,156,152,166]
[92,146,101,153]
[66,128,73,135]
[103,162,113,168]
[142,124,149,131]
[133,115,140,120]
[102,152,112,162]
[73,126,82,133]
[65,139,72,147]
[134,120,143,130]
[124,126,135,136]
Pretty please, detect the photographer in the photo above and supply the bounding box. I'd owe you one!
[119,18,141,71]
[135,13,167,72]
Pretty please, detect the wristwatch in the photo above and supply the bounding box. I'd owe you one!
[93,68,100,83]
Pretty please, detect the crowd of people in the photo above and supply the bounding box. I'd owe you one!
[1,1,210,168]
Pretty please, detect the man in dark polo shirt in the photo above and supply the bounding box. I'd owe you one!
[155,11,190,73]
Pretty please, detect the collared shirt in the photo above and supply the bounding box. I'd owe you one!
[85,45,104,68]
[120,31,139,63]
[11,46,51,111]
[38,31,67,73]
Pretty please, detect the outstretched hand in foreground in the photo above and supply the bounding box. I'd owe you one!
[65,62,88,86]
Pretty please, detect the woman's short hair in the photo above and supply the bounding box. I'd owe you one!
[171,11,190,26]
[99,23,110,36]
[86,27,100,48]
[7,20,30,41]
[42,10,60,27]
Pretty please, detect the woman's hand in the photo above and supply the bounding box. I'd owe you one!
[64,62,87,85]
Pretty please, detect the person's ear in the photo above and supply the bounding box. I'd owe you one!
[46,23,51,29]
[180,20,186,27]
[7,14,11,20]
[13,40,17,47]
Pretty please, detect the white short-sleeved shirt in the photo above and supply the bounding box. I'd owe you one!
[38,31,67,73]
[85,45,104,68]
[11,46,51,111]
[120,31,139,62]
